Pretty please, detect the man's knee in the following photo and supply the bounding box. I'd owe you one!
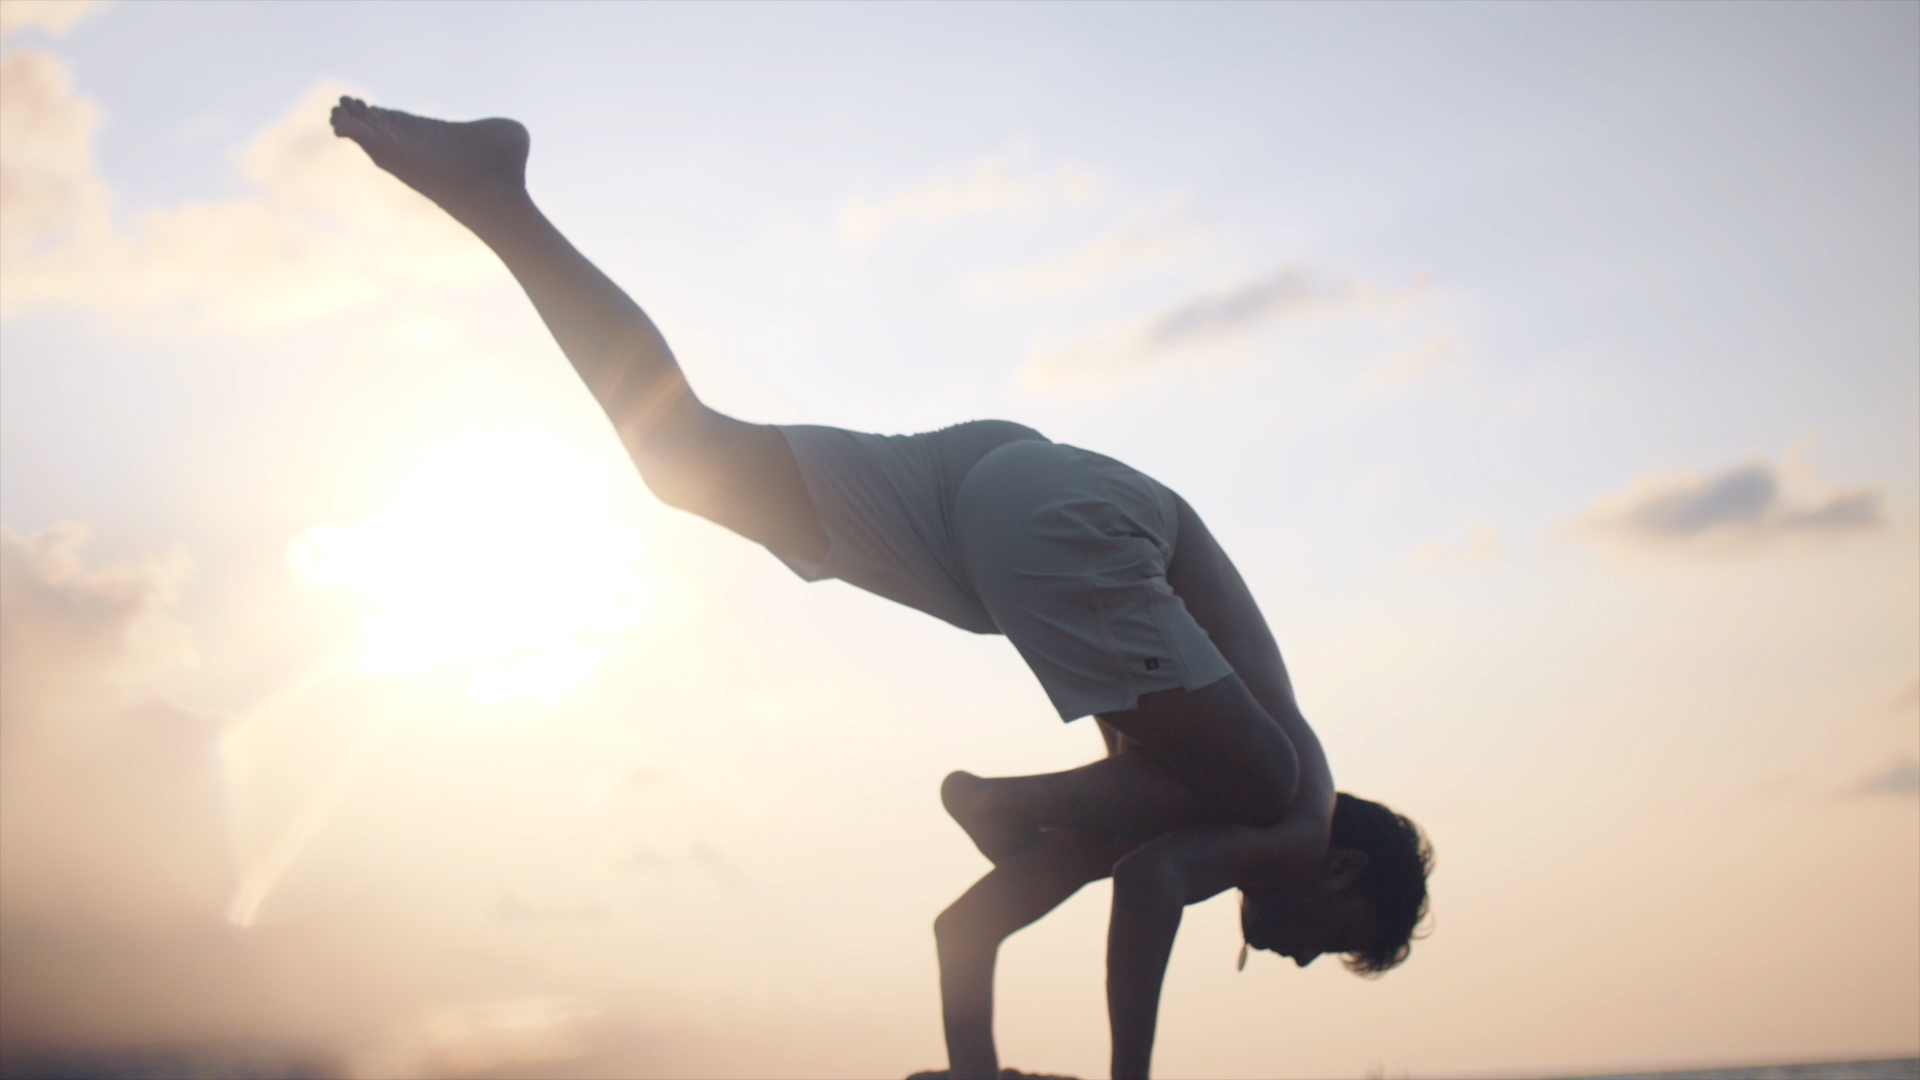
[625,416,827,560]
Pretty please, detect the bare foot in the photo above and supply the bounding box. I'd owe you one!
[942,771,1039,865]
[329,96,529,227]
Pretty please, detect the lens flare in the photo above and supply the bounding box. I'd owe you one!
[223,695,396,928]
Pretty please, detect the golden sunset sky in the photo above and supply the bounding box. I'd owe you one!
[1,2,1915,1077]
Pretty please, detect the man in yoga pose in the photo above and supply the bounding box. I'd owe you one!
[330,98,1430,1080]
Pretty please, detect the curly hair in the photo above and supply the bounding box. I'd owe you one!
[1330,792,1433,976]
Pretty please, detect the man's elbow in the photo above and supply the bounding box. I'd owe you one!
[1268,735,1301,824]
[1221,732,1298,829]
[1110,853,1186,908]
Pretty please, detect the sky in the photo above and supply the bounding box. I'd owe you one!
[1,2,1916,1078]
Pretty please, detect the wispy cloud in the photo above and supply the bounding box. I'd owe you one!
[493,890,610,925]
[0,46,107,263]
[1572,452,1884,555]
[621,845,670,875]
[0,0,105,38]
[1848,759,1920,799]
[0,70,498,331]
[837,148,1098,244]
[688,842,749,889]
[1407,520,1503,570]
[1892,680,1920,716]
[0,522,194,728]
[968,213,1206,301]
[1017,265,1424,391]
[1367,334,1470,392]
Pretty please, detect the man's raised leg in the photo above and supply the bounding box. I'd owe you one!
[328,98,825,559]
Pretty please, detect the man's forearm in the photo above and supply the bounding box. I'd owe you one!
[1106,867,1184,1080]
[1103,827,1255,1080]
[936,831,1120,1079]
[936,929,1001,1080]
[1165,496,1335,817]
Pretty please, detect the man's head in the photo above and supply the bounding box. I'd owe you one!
[1240,792,1431,975]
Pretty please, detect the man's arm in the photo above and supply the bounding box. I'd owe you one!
[1164,495,1336,820]
[1106,818,1327,1079]
[936,829,1129,1080]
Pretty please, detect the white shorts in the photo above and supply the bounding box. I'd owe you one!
[952,440,1234,721]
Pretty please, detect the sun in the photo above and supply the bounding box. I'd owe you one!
[290,431,652,702]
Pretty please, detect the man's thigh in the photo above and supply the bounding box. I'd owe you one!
[633,409,827,563]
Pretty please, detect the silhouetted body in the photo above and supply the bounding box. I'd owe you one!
[331,99,1426,1080]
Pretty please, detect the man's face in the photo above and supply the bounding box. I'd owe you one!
[1241,881,1380,969]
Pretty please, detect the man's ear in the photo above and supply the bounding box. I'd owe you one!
[1326,848,1369,890]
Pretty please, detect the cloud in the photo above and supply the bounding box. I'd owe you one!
[688,842,748,890]
[967,213,1207,301]
[0,46,107,262]
[493,890,610,925]
[0,523,226,937]
[346,997,604,1080]
[0,0,105,38]
[0,526,677,1066]
[1018,265,1423,390]
[1892,680,1920,715]
[838,148,1099,243]
[1573,452,1885,555]
[0,74,499,331]
[0,524,257,1052]
[1849,759,1920,799]
[1367,334,1470,392]
[0,522,193,730]
[621,846,670,875]
[1408,520,1502,570]
[619,766,676,790]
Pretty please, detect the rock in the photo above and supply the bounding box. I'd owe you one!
[906,1069,1082,1080]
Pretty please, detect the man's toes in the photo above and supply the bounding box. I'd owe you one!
[330,97,381,143]
[365,104,412,127]
[330,109,375,143]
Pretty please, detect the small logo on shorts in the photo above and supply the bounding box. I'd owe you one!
[1144,658,1160,671]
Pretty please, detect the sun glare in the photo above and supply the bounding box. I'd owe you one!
[291,432,652,702]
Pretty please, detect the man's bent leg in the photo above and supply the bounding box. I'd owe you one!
[944,676,1298,864]
[944,751,1209,864]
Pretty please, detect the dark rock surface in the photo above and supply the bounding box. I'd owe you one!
[907,1070,1081,1080]
[0,1042,335,1080]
